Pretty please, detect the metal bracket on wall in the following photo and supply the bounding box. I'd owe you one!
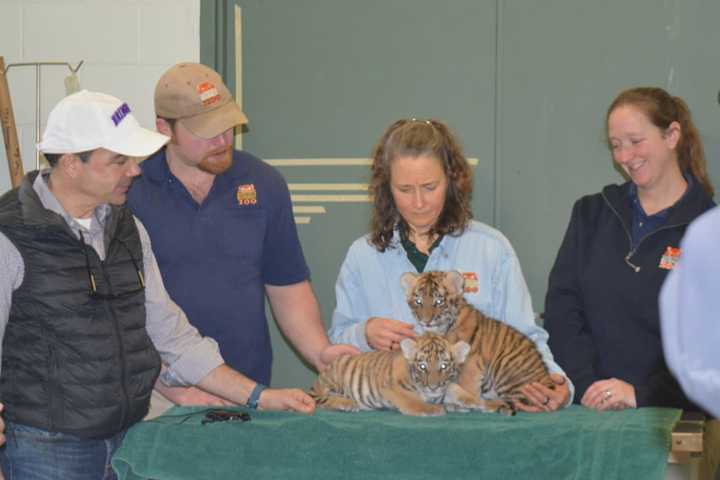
[3,60,84,170]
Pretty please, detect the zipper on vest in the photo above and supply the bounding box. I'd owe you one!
[47,343,62,431]
[99,258,130,431]
[603,192,690,273]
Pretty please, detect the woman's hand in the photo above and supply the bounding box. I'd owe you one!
[582,378,636,411]
[515,374,570,413]
[365,317,416,351]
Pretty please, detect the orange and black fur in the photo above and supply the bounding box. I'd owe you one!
[309,333,469,416]
[401,271,555,415]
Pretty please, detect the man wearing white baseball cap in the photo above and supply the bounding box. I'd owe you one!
[0,90,316,479]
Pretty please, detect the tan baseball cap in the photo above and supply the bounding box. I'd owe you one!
[154,62,248,139]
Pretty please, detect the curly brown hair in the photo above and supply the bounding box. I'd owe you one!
[368,119,473,252]
[607,87,714,197]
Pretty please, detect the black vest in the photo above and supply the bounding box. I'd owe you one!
[0,172,161,439]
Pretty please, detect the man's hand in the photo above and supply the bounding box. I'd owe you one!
[581,378,636,411]
[156,384,236,407]
[365,317,416,351]
[317,344,360,372]
[258,388,316,414]
[515,374,570,413]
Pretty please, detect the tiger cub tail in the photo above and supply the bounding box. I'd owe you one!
[309,333,470,416]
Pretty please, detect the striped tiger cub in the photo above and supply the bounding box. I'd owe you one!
[401,271,555,416]
[309,333,470,416]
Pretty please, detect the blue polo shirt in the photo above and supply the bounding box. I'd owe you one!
[126,148,309,385]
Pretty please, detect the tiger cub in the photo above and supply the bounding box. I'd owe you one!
[400,271,555,415]
[309,333,470,416]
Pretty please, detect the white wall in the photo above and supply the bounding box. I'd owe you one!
[0,0,200,192]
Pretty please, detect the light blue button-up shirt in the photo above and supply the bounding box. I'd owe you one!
[660,206,720,418]
[329,220,572,397]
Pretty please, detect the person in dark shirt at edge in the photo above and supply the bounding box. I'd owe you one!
[544,86,717,477]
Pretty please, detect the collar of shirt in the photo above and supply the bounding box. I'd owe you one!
[627,173,693,249]
[142,148,247,207]
[398,228,444,273]
[33,169,111,258]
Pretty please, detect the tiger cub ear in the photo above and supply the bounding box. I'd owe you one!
[399,338,418,359]
[400,272,419,294]
[452,341,471,364]
[444,271,465,295]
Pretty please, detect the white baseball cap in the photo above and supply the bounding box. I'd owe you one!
[37,90,169,156]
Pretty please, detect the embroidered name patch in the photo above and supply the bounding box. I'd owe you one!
[236,184,257,205]
[659,246,681,270]
[462,272,479,293]
[111,103,131,126]
[197,81,221,107]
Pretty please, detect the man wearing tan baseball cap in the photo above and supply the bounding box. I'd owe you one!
[127,63,358,412]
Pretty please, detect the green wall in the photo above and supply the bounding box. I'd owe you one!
[210,0,720,388]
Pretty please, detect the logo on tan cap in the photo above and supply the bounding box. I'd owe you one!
[197,82,221,107]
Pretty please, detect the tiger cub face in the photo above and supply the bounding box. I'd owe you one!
[401,271,465,335]
[400,333,470,404]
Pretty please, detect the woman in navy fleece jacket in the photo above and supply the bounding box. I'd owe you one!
[544,87,714,412]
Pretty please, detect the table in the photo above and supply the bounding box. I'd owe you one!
[669,411,704,463]
[667,412,706,480]
[112,405,682,480]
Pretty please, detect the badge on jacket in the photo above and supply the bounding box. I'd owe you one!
[462,272,479,293]
[236,184,257,205]
[659,246,681,270]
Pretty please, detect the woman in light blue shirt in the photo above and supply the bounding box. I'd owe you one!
[328,118,571,412]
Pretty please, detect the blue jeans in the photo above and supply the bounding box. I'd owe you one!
[0,422,126,480]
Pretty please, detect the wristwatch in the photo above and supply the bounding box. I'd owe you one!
[246,382,266,409]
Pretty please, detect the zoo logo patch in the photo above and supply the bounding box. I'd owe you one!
[236,184,257,206]
[658,246,681,270]
[462,272,479,293]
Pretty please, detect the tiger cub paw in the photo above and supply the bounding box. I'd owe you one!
[320,396,361,412]
[340,405,361,413]
[443,383,481,412]
[496,403,516,417]
[403,404,446,417]
[420,405,447,417]
[444,402,470,413]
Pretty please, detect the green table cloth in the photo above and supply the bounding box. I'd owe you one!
[112,405,680,480]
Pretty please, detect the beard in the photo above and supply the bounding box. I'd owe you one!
[198,146,233,175]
